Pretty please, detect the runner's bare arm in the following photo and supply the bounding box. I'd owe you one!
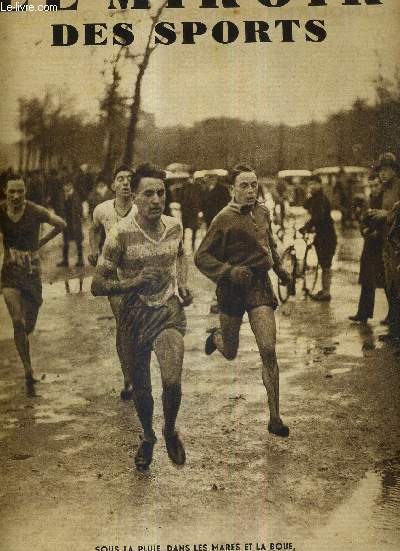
[91,227,164,296]
[91,263,143,296]
[91,264,161,296]
[176,241,193,306]
[176,241,188,289]
[266,212,291,285]
[38,212,66,249]
[88,222,102,266]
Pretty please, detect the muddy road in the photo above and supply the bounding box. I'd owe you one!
[0,229,399,551]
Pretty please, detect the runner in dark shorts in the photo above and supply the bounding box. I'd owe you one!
[91,163,193,471]
[195,164,292,438]
[0,177,66,387]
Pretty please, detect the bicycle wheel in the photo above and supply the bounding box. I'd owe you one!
[303,244,319,295]
[277,247,295,303]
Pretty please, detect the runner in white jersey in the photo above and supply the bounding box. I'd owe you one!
[91,163,193,471]
[88,165,137,400]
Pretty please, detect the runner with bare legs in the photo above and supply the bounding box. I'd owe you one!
[88,165,137,400]
[195,164,291,437]
[91,164,192,470]
[0,177,66,388]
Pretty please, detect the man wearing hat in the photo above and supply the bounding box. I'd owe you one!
[368,153,400,343]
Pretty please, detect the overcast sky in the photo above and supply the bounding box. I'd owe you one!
[1,0,400,143]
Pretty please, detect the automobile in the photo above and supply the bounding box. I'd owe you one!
[277,169,312,206]
[312,166,370,209]
[193,169,207,183]
[164,168,191,219]
[165,163,191,174]
[193,168,228,182]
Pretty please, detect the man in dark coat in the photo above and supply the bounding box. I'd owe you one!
[26,170,46,207]
[181,177,203,253]
[349,178,387,322]
[75,164,94,202]
[301,175,337,301]
[57,179,84,267]
[87,175,114,220]
[200,173,231,313]
[387,201,400,356]
[202,174,231,228]
[368,153,400,342]
[47,168,64,214]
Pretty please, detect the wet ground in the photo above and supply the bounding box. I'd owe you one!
[0,224,399,551]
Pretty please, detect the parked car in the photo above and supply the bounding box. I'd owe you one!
[312,166,370,226]
[277,169,312,206]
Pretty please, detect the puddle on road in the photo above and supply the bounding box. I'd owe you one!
[11,453,32,461]
[375,457,400,532]
[0,379,14,389]
[329,367,352,375]
[0,392,12,401]
[308,456,400,550]
[2,416,19,429]
[1,393,88,432]
[335,337,365,358]
[33,395,87,425]
[61,440,92,456]
[45,277,88,298]
[35,410,78,425]
[52,433,73,441]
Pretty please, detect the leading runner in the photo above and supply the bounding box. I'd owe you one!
[91,164,192,470]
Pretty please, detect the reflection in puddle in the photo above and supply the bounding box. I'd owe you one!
[11,453,32,461]
[308,456,400,550]
[3,416,18,428]
[0,392,12,401]
[61,441,91,456]
[0,379,14,389]
[334,335,364,358]
[53,434,73,441]
[374,456,400,533]
[35,411,77,425]
[33,395,87,425]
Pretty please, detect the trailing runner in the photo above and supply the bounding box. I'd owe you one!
[0,177,66,387]
[88,164,137,400]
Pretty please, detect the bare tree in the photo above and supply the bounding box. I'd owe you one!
[122,0,168,166]
[100,48,126,180]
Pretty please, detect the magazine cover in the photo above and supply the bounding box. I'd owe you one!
[1,2,399,551]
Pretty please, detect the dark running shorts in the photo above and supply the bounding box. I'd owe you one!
[117,294,186,388]
[216,271,278,318]
[1,264,43,307]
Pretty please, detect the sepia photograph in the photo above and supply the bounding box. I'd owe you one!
[0,1,399,550]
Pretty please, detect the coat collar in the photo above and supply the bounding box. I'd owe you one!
[228,199,262,215]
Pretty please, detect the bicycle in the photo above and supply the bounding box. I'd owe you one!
[277,227,320,303]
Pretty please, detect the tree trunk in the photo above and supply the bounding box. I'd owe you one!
[122,2,167,166]
[18,141,24,174]
[123,61,147,166]
[25,142,31,173]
